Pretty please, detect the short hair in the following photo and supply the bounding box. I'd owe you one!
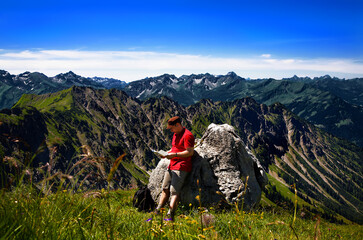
[167,116,181,126]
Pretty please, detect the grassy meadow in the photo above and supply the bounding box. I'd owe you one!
[1,185,362,240]
[1,144,361,239]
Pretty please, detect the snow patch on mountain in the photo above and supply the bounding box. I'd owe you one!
[136,89,146,99]
[194,78,203,84]
[204,79,217,90]
[52,77,64,83]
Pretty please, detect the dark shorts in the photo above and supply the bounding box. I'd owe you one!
[162,169,189,195]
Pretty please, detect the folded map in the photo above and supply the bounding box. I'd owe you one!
[151,149,169,157]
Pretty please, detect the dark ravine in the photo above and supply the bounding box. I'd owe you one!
[0,86,362,223]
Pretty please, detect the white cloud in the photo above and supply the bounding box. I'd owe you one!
[0,49,362,82]
[261,54,271,58]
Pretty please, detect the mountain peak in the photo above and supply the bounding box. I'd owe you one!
[0,70,11,77]
[157,73,177,82]
[54,71,80,79]
[64,71,79,77]
[323,74,332,79]
[19,71,31,76]
[227,71,237,77]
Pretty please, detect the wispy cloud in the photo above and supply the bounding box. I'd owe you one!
[0,49,362,82]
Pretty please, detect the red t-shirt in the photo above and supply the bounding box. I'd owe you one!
[169,128,195,172]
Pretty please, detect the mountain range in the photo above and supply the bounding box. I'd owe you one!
[2,69,361,147]
[0,86,362,223]
[0,70,127,110]
[123,72,363,146]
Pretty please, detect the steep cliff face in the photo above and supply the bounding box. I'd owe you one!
[1,87,362,222]
[140,96,192,145]
[70,87,168,169]
[0,107,50,166]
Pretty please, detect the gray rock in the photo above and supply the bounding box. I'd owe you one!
[148,123,268,209]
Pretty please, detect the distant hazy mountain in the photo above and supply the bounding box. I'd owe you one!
[309,76,363,107]
[123,72,363,146]
[1,86,362,223]
[0,70,127,110]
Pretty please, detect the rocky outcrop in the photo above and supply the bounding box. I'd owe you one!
[148,123,268,209]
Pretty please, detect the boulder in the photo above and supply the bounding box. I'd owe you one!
[148,123,268,209]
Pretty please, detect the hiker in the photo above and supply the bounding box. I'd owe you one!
[155,116,195,221]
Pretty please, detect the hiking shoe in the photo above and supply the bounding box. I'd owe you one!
[153,209,161,215]
[145,209,161,222]
[164,212,175,221]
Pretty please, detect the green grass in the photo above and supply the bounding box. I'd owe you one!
[1,185,362,240]
[121,160,149,184]
[14,88,74,112]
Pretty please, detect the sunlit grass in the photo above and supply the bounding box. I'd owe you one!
[1,187,362,240]
[1,147,362,239]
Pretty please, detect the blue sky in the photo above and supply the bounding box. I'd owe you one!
[0,0,362,81]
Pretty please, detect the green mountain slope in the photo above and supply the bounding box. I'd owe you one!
[3,87,169,189]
